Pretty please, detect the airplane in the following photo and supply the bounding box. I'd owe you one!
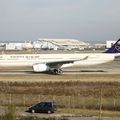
[0,39,120,74]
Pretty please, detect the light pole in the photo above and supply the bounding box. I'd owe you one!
[99,87,102,120]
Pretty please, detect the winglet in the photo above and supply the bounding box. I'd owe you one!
[105,39,120,53]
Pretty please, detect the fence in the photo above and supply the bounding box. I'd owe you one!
[0,93,120,111]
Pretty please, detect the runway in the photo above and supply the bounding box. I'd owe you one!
[0,59,119,74]
[0,69,118,75]
[0,59,119,82]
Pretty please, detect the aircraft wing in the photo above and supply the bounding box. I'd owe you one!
[33,56,88,73]
[46,56,88,68]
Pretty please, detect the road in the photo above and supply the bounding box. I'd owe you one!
[0,107,119,120]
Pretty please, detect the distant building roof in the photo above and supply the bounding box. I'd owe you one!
[38,38,87,46]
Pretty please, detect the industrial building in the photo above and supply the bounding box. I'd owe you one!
[5,42,33,50]
[36,38,89,50]
[5,43,23,50]
[0,38,114,51]
[94,44,106,49]
[0,39,89,51]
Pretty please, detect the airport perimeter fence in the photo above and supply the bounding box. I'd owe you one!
[0,93,120,111]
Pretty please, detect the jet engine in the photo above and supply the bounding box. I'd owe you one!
[33,64,49,72]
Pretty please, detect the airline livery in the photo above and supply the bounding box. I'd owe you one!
[0,39,120,74]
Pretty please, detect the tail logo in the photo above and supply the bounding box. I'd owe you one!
[115,41,120,52]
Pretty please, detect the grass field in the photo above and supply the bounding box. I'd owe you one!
[0,72,120,117]
[0,73,120,82]
[0,81,120,113]
[58,108,120,117]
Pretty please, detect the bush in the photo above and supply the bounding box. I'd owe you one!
[1,104,16,120]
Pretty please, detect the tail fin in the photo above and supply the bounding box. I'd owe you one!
[105,39,120,53]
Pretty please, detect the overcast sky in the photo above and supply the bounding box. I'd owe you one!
[0,0,120,43]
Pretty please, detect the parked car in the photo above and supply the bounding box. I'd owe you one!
[27,101,57,113]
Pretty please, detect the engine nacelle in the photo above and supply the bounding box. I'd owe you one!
[33,64,48,72]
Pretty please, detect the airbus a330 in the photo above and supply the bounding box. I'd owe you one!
[0,39,120,74]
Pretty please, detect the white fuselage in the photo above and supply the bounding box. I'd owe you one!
[0,53,115,68]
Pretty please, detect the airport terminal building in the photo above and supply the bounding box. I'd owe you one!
[0,39,89,51]
[35,38,89,50]
[0,39,117,51]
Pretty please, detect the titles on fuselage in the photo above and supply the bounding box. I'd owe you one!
[0,55,40,60]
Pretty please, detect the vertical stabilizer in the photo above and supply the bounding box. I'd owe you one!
[105,39,120,53]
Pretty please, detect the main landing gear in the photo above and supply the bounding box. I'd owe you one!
[53,68,63,74]
[50,68,63,75]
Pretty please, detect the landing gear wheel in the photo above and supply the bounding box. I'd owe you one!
[54,69,58,74]
[59,69,63,74]
[53,69,63,75]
